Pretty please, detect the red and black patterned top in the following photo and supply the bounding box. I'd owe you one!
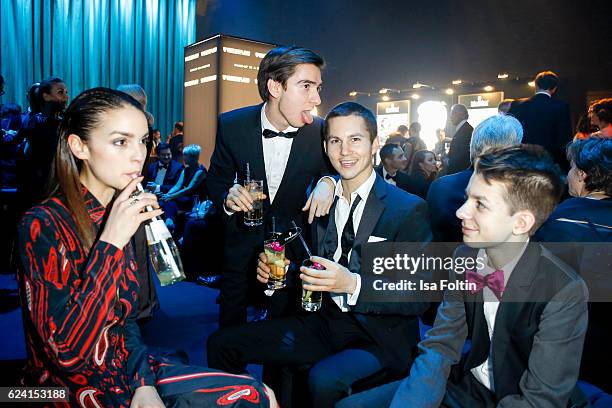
[17,190,155,407]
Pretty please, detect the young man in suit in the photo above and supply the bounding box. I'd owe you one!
[446,104,474,175]
[427,114,523,242]
[206,46,336,328]
[207,102,432,407]
[375,143,411,192]
[508,71,572,168]
[144,142,183,194]
[338,144,589,408]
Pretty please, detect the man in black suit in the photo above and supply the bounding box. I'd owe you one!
[206,46,336,328]
[446,104,473,175]
[508,71,572,168]
[144,142,183,194]
[427,113,524,242]
[375,144,411,192]
[207,102,432,407]
[338,145,588,408]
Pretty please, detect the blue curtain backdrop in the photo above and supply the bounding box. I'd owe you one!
[0,0,195,135]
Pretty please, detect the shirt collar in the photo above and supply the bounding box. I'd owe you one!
[334,169,377,204]
[261,102,299,134]
[535,90,551,97]
[456,119,468,131]
[477,239,530,283]
[82,187,107,227]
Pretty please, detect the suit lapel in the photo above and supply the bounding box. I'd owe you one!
[317,196,338,258]
[350,175,386,272]
[490,244,541,377]
[270,123,313,211]
[245,104,269,205]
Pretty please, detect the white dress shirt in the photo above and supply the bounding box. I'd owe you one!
[471,240,529,391]
[153,165,168,193]
[454,119,468,135]
[329,169,376,311]
[382,167,397,186]
[260,103,296,204]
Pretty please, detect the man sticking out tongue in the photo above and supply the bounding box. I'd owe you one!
[206,45,337,329]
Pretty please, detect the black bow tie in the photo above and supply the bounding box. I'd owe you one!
[158,163,168,170]
[263,129,298,139]
[385,173,397,181]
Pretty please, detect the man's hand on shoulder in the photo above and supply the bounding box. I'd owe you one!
[302,177,335,224]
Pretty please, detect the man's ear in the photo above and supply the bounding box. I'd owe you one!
[371,136,380,156]
[267,78,283,100]
[67,134,89,160]
[512,210,536,236]
[577,168,587,183]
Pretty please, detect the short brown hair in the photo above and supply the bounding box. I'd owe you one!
[534,71,559,91]
[474,144,564,235]
[257,46,324,102]
[323,102,377,142]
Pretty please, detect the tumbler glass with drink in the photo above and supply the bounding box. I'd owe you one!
[291,221,323,311]
[244,179,264,226]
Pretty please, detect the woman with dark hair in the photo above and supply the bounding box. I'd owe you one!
[17,87,276,407]
[407,149,438,198]
[16,78,70,211]
[535,137,612,397]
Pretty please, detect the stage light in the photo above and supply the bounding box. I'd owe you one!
[411,94,420,100]
[497,73,509,79]
[452,79,462,85]
[483,85,494,92]
[413,82,432,89]
[379,88,389,94]
[445,88,454,95]
[382,95,390,101]
[349,91,357,97]
[528,81,535,87]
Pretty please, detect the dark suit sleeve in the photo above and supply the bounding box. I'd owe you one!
[353,200,433,316]
[390,286,468,408]
[206,117,237,210]
[497,279,588,408]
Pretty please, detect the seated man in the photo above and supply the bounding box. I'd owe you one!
[338,144,588,408]
[207,102,432,407]
[427,113,523,242]
[375,143,411,192]
[145,142,183,194]
[159,144,207,228]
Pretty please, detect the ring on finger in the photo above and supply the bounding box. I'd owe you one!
[129,198,140,206]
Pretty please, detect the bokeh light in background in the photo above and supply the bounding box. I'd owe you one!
[416,100,447,150]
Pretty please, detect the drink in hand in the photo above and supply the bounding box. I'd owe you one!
[264,239,286,290]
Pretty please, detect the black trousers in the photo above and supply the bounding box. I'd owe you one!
[208,300,384,407]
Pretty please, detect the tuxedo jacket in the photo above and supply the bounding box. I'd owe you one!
[535,197,612,392]
[390,243,588,408]
[374,165,412,193]
[375,164,430,199]
[145,159,183,193]
[426,168,473,242]
[509,94,572,167]
[206,104,333,252]
[446,122,473,175]
[311,174,433,374]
